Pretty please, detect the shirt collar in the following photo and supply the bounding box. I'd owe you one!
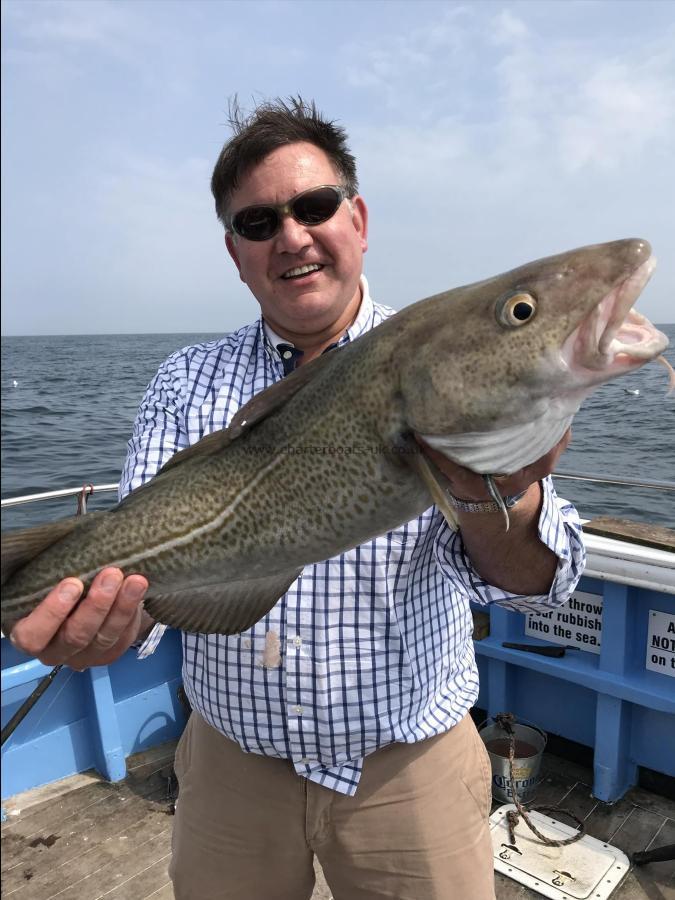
[261,274,375,354]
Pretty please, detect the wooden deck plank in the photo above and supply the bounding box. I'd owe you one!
[622,783,675,821]
[38,832,172,900]
[124,743,177,776]
[2,784,168,883]
[611,805,668,855]
[3,749,672,900]
[521,773,575,809]
[604,806,674,899]
[1,744,177,840]
[1,774,107,827]
[582,516,675,552]
[2,806,173,899]
[639,817,674,888]
[2,767,169,853]
[2,781,117,844]
[547,780,599,823]
[580,795,636,844]
[76,853,172,900]
[139,884,174,900]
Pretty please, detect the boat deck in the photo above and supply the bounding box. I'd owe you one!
[2,741,673,900]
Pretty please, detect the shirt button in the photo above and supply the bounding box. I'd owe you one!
[299,758,311,765]
[293,705,303,714]
[294,636,302,648]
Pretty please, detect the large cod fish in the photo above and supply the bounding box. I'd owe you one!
[2,238,671,636]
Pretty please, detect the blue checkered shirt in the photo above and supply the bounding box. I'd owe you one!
[120,277,585,796]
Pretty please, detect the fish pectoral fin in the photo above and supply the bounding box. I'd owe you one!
[1,516,85,586]
[143,567,304,634]
[158,350,337,476]
[407,450,459,532]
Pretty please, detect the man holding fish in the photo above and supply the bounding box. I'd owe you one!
[9,97,667,899]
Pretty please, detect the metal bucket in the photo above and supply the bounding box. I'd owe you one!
[479,718,547,804]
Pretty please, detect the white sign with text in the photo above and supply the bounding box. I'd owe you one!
[646,610,675,678]
[525,590,603,654]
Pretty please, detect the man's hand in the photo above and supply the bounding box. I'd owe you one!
[9,569,150,671]
[414,429,572,594]
[414,429,572,502]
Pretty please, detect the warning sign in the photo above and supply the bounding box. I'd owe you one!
[646,610,675,678]
[524,590,603,655]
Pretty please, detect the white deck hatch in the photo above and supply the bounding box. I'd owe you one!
[490,804,630,899]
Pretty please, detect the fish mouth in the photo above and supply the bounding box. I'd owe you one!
[563,254,668,381]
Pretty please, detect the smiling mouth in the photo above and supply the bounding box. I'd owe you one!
[281,263,324,280]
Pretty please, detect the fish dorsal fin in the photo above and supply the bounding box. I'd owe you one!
[229,347,337,433]
[143,566,303,634]
[1,516,84,586]
[158,349,336,475]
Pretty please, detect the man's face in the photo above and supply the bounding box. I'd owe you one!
[225,142,368,338]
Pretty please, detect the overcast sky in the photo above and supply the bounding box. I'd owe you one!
[2,0,674,335]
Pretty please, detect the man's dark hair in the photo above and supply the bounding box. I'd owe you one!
[210,96,359,226]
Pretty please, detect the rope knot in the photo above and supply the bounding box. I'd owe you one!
[495,711,516,735]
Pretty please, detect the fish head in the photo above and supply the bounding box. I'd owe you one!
[400,238,669,473]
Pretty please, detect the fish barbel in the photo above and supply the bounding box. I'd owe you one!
[1,238,670,635]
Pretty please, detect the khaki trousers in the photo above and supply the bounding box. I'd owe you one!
[170,712,496,900]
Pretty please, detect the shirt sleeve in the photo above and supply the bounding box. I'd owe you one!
[119,352,190,499]
[433,477,586,612]
[119,351,190,657]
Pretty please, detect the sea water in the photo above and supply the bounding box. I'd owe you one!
[2,327,674,531]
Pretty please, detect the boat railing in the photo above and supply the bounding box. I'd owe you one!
[552,471,675,492]
[1,483,119,508]
[2,474,674,595]
[2,472,674,511]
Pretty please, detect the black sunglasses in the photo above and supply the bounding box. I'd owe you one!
[226,185,348,241]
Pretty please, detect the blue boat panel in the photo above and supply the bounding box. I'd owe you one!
[2,666,88,743]
[116,677,187,756]
[630,705,675,778]
[1,719,94,798]
[1,632,185,802]
[2,572,673,804]
[109,629,184,702]
[515,666,597,748]
[472,572,675,801]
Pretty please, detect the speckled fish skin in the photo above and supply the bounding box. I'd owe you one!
[1,238,667,635]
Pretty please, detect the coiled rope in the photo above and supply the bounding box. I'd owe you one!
[494,712,585,848]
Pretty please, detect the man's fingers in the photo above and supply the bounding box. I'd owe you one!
[10,579,84,658]
[90,575,148,651]
[44,568,125,658]
[67,602,146,671]
[38,572,148,667]
[9,569,150,669]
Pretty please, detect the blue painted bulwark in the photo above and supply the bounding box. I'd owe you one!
[1,628,187,801]
[474,575,675,802]
[2,574,673,805]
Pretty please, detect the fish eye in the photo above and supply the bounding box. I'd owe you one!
[495,291,538,328]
